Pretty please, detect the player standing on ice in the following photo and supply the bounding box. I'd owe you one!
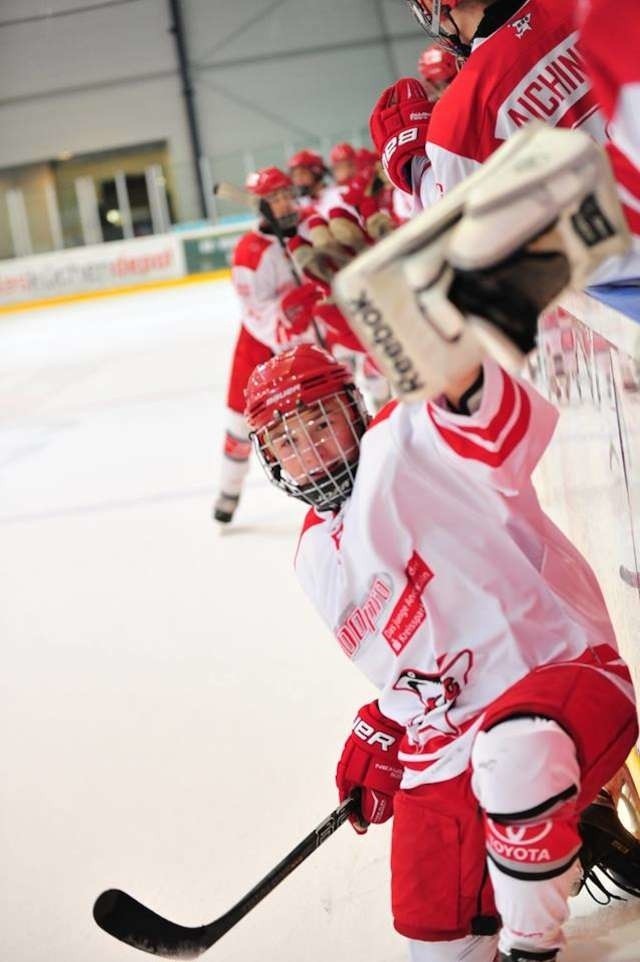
[243,340,639,962]
[212,167,326,525]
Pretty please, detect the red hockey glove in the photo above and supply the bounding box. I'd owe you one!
[279,282,323,335]
[336,701,404,834]
[369,78,432,193]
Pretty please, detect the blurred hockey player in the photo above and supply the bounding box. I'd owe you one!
[287,149,329,206]
[404,0,605,204]
[355,146,380,175]
[212,167,323,524]
[418,46,460,101]
[330,142,359,185]
[244,341,640,962]
[287,148,359,223]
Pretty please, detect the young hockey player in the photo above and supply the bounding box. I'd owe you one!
[212,167,323,524]
[287,149,330,206]
[329,142,359,185]
[244,341,639,962]
[403,0,605,204]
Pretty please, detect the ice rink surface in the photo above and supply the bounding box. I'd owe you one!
[1,278,639,962]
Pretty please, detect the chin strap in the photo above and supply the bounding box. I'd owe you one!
[441,7,472,59]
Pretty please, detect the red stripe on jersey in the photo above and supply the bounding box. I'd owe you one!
[329,206,360,227]
[429,383,531,466]
[429,368,516,442]
[366,398,399,432]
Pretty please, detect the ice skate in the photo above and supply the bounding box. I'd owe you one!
[212,492,240,525]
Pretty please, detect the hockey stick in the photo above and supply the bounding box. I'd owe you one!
[93,794,357,959]
[214,180,328,349]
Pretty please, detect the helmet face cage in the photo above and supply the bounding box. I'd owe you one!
[406,0,441,38]
[405,0,470,58]
[251,387,369,512]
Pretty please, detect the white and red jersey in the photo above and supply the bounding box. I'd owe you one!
[579,0,640,234]
[392,185,415,223]
[231,229,313,353]
[423,0,605,203]
[294,359,631,789]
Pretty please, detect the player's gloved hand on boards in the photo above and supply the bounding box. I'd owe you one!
[280,282,323,335]
[327,205,370,254]
[337,176,396,242]
[287,235,336,292]
[369,78,432,193]
[336,701,404,835]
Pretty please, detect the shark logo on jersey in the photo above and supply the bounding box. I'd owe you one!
[510,13,532,38]
[393,649,473,743]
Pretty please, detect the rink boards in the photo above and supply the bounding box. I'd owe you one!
[535,290,640,707]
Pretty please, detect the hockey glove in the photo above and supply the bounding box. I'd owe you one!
[280,283,323,335]
[333,122,631,403]
[336,701,404,834]
[369,78,432,193]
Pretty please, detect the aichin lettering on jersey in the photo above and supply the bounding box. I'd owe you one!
[495,33,591,140]
[336,576,393,657]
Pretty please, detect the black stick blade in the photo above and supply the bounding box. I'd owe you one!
[93,889,213,959]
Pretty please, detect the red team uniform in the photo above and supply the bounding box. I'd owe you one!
[244,344,639,962]
[424,0,604,202]
[214,170,321,523]
[216,0,640,956]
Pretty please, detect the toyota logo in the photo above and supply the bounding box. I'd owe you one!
[487,819,553,845]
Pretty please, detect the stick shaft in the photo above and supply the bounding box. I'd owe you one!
[93,796,358,958]
[214,794,356,936]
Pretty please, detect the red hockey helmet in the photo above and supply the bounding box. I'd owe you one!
[418,46,458,84]
[244,344,369,511]
[287,149,327,178]
[329,142,357,166]
[355,147,379,172]
[245,166,293,197]
[405,0,470,58]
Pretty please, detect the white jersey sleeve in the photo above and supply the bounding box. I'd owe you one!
[424,359,559,495]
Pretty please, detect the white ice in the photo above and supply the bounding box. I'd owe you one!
[1,279,639,962]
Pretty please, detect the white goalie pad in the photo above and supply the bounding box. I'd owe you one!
[449,124,631,286]
[333,123,631,403]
